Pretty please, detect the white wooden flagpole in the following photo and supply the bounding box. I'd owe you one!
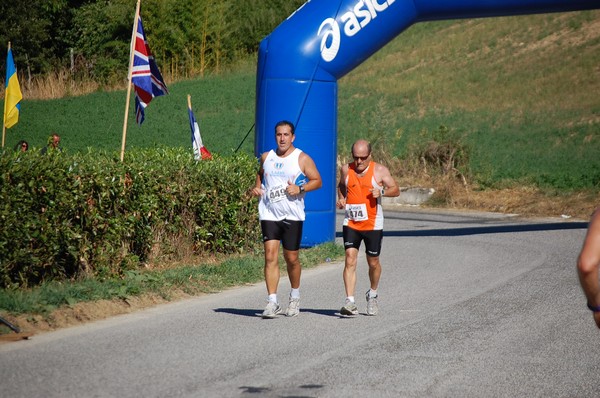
[120,0,141,162]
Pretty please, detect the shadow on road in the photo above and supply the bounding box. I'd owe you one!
[239,384,323,396]
[336,221,587,238]
[214,308,342,318]
[213,308,258,317]
[299,308,341,317]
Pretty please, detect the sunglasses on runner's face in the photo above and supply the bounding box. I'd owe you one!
[352,154,370,161]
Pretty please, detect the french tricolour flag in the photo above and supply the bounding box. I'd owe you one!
[188,99,212,160]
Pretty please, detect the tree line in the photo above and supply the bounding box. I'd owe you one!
[0,0,305,85]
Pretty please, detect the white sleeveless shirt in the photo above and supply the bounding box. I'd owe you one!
[258,148,307,221]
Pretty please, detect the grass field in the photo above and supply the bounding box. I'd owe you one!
[5,62,257,155]
[3,10,599,191]
[337,11,600,190]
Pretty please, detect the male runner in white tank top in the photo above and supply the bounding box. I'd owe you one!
[251,120,322,318]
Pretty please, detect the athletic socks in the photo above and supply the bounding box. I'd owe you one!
[269,289,301,303]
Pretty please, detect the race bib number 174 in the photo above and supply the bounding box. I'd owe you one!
[345,203,368,221]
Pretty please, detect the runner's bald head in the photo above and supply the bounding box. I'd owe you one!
[351,140,371,157]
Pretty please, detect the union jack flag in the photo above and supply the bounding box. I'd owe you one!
[132,16,168,125]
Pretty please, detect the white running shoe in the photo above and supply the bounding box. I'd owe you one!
[261,301,282,319]
[366,291,379,316]
[285,297,300,317]
[340,299,358,316]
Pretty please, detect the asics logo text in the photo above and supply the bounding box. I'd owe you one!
[318,0,396,62]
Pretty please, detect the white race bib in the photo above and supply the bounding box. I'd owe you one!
[266,184,287,203]
[345,203,368,221]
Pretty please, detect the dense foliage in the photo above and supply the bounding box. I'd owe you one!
[0,0,305,83]
[0,148,261,288]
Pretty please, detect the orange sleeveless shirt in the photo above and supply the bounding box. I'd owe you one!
[343,161,384,231]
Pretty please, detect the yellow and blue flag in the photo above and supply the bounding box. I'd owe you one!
[4,45,22,129]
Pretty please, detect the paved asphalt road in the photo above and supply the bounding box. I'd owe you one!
[1,209,598,397]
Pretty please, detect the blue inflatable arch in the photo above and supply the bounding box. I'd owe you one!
[255,0,599,247]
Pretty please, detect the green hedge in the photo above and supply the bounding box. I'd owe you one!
[0,147,260,288]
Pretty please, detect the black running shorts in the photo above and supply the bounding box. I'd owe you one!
[342,226,383,257]
[260,219,303,251]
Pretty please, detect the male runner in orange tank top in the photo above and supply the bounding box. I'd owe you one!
[336,139,400,316]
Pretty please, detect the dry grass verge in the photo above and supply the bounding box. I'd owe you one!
[425,181,598,220]
[0,290,198,343]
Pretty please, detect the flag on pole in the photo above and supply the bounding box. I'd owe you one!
[188,95,212,160]
[132,16,167,125]
[4,44,22,129]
